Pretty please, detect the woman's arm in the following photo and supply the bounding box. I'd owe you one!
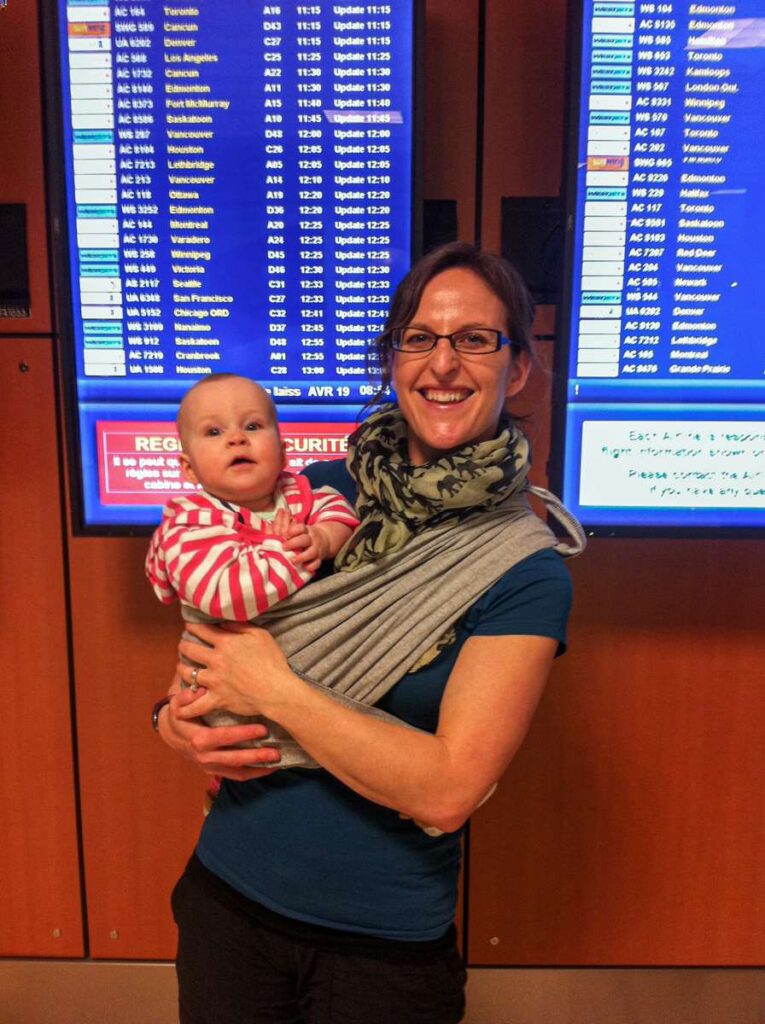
[175,624,557,832]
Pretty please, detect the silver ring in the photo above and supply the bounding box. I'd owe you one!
[190,666,200,692]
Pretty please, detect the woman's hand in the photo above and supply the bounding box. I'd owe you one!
[175,621,298,722]
[157,679,281,781]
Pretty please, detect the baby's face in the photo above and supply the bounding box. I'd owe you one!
[178,378,284,511]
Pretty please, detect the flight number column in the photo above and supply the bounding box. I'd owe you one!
[624,3,679,379]
[113,5,165,379]
[67,3,124,378]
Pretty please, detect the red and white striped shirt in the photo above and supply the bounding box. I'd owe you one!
[145,472,358,621]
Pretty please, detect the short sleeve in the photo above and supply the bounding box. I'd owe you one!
[301,458,356,505]
[466,548,574,655]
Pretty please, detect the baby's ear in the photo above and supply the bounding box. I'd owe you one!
[178,452,199,486]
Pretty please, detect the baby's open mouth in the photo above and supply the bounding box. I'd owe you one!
[230,456,254,466]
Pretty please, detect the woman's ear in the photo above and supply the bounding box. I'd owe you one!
[504,349,532,400]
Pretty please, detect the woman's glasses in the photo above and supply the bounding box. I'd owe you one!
[390,328,510,355]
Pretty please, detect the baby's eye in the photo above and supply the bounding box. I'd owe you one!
[245,421,260,431]
[205,426,221,437]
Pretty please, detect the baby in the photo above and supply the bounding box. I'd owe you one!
[146,372,358,694]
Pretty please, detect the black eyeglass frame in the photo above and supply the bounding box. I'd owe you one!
[389,327,514,354]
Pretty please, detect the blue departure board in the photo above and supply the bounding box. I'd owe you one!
[556,2,764,533]
[46,0,417,530]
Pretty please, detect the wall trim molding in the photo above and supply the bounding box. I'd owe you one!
[1,962,763,1024]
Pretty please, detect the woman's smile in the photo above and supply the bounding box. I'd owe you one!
[417,387,473,405]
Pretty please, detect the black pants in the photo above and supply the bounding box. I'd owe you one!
[172,861,466,1024]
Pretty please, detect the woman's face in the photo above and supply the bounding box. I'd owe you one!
[392,267,531,465]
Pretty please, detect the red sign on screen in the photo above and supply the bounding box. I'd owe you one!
[96,421,351,506]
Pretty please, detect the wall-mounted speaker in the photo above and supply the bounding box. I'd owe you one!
[0,204,30,318]
[501,196,562,305]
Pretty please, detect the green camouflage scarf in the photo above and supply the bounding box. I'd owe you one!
[336,403,532,572]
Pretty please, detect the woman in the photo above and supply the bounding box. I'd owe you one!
[156,242,583,1024]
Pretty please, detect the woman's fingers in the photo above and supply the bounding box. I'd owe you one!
[178,623,292,719]
[218,620,255,634]
[182,620,225,646]
[178,717,282,772]
[176,690,218,719]
[190,736,282,777]
[178,637,216,668]
[179,622,266,666]
[157,688,282,781]
[189,720,268,747]
[174,682,207,707]
[219,766,280,782]
[192,737,281,765]
[175,660,207,695]
[193,740,281,767]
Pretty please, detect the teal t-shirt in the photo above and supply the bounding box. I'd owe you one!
[196,459,572,941]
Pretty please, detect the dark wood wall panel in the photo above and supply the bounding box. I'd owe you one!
[479,0,568,485]
[0,1,52,335]
[69,537,205,959]
[0,340,83,957]
[481,0,569,251]
[468,544,764,965]
[422,0,479,239]
[421,1,480,941]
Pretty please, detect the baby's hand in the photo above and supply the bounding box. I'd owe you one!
[271,507,293,538]
[280,521,328,572]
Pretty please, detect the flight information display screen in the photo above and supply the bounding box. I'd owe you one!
[555,1,764,532]
[46,0,417,530]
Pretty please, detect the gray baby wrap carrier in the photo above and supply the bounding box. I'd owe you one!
[183,485,585,769]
